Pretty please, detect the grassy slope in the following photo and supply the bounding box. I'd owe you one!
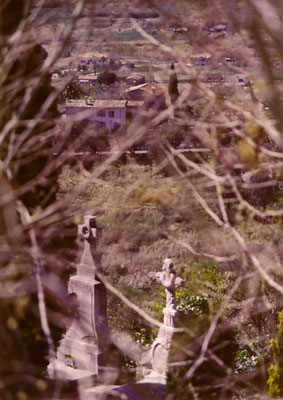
[58,161,238,319]
[57,158,283,347]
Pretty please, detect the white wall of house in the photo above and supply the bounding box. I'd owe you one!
[88,108,126,131]
[65,106,126,131]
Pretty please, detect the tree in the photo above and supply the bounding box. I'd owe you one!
[97,70,117,85]
[62,79,82,100]
[0,1,79,398]
[168,62,179,104]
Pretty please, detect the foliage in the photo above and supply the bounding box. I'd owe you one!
[90,83,109,98]
[167,317,239,399]
[107,288,157,347]
[267,310,283,398]
[134,327,157,348]
[62,80,82,100]
[96,70,117,85]
[235,337,270,373]
[177,294,209,315]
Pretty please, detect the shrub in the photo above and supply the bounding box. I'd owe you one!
[235,337,270,373]
[267,310,283,398]
[177,294,209,315]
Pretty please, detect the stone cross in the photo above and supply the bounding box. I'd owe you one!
[77,215,101,276]
[148,258,185,377]
[156,258,184,327]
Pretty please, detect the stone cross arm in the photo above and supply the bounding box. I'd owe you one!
[155,258,184,289]
[175,276,185,289]
[78,215,97,242]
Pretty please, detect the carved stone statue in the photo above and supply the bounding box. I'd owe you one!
[149,258,184,376]
[156,258,184,327]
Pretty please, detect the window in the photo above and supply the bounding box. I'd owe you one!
[108,110,115,118]
[112,122,120,131]
[97,109,105,117]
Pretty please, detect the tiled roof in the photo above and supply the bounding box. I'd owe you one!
[125,73,145,80]
[66,99,127,108]
[79,51,107,59]
[127,101,144,107]
[190,53,212,59]
[125,83,165,96]
[78,75,98,81]
[126,83,148,92]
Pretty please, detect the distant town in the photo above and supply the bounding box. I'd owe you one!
[33,6,279,146]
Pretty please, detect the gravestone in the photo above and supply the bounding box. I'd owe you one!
[150,258,184,376]
[49,215,109,379]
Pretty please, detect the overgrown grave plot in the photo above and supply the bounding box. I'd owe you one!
[57,162,229,324]
[57,155,282,394]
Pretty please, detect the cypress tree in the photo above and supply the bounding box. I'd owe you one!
[168,62,179,104]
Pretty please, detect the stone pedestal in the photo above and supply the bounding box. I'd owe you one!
[56,275,102,373]
[150,327,173,376]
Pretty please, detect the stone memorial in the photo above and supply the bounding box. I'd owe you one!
[47,222,184,399]
[150,258,184,376]
[49,215,109,379]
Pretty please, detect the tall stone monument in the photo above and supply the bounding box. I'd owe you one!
[50,215,109,378]
[150,258,184,376]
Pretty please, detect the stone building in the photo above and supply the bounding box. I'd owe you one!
[65,98,144,132]
[190,53,212,66]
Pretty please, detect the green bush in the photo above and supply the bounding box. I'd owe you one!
[167,316,239,399]
[177,294,209,315]
[235,337,270,373]
[267,310,283,398]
